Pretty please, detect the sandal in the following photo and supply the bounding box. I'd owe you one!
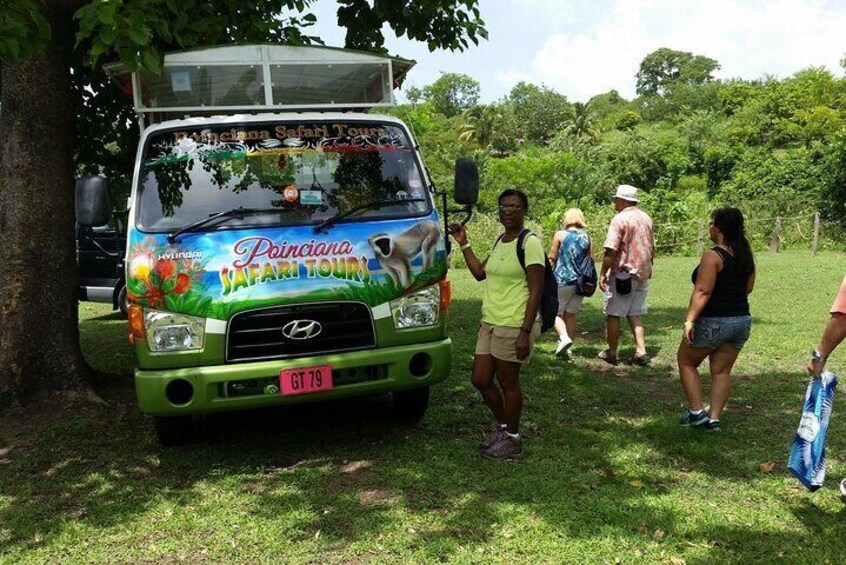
[598,349,618,365]
[632,353,651,366]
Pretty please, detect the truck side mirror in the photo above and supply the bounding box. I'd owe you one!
[454,157,479,206]
[75,175,110,227]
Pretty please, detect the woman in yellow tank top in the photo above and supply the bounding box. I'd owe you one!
[448,189,544,460]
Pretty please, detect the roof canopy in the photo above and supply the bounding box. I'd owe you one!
[105,45,415,122]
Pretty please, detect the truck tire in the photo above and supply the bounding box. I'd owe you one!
[117,285,129,318]
[154,416,193,446]
[391,386,430,423]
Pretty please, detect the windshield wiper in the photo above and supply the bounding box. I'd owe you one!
[167,207,293,243]
[313,198,425,233]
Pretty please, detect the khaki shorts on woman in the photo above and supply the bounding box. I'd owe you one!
[475,320,541,363]
[557,285,584,315]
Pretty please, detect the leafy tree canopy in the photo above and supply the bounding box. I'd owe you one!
[420,72,480,118]
[507,81,570,144]
[0,0,51,60]
[3,0,487,68]
[636,47,720,97]
[337,0,487,53]
[588,89,633,130]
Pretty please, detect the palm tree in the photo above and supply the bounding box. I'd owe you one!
[564,101,599,140]
[458,105,510,151]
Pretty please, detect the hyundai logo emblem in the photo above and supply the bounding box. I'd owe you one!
[281,319,322,340]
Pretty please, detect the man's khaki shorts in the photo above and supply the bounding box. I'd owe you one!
[475,320,541,363]
[603,279,649,317]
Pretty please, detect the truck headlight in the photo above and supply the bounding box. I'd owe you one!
[144,309,205,352]
[391,286,440,329]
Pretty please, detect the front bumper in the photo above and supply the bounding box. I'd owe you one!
[135,338,451,416]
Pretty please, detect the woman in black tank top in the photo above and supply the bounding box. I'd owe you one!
[677,207,756,432]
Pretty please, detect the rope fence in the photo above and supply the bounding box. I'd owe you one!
[650,213,828,256]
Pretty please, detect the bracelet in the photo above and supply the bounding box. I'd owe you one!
[460,242,472,251]
[684,321,695,329]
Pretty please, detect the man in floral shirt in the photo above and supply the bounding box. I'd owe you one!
[598,185,655,366]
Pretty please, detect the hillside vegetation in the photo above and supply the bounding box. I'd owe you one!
[389,50,846,253]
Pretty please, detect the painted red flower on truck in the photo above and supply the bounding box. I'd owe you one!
[127,240,204,310]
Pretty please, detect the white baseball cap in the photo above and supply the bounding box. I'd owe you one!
[614,184,639,203]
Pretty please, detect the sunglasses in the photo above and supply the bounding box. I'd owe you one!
[498,205,524,213]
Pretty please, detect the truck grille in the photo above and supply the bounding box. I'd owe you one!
[226,302,376,362]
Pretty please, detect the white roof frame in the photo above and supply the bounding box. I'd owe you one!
[105,44,415,130]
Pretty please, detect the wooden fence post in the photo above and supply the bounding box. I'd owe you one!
[697,219,704,256]
[812,212,820,256]
[768,216,781,253]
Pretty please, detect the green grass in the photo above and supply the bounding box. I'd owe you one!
[2,252,846,563]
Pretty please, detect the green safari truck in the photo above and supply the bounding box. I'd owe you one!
[75,45,478,444]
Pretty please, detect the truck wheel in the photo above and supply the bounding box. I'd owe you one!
[117,285,129,318]
[391,386,430,423]
[154,416,193,446]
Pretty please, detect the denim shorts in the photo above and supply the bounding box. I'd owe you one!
[692,315,752,350]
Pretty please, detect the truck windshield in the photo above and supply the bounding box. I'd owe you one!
[136,121,430,232]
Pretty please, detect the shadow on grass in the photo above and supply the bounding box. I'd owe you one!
[88,311,124,322]
[0,296,843,562]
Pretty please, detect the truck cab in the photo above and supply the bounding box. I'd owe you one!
[74,45,477,444]
[76,218,128,316]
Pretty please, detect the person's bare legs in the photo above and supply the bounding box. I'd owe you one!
[606,315,621,355]
[471,354,504,425]
[706,344,742,420]
[628,315,646,357]
[677,339,712,411]
[563,313,577,344]
[554,315,569,341]
[494,359,523,434]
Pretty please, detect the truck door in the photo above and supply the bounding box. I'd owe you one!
[76,223,122,289]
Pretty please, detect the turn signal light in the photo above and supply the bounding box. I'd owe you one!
[128,304,145,341]
[439,279,452,311]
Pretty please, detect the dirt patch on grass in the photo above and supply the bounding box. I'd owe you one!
[241,458,330,495]
[333,459,376,489]
[577,357,681,414]
[357,488,399,507]
[339,460,372,475]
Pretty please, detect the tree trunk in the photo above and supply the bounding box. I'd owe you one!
[0,1,93,408]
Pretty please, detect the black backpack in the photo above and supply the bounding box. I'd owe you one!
[493,229,559,333]
[574,241,598,297]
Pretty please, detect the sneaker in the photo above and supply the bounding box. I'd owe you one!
[632,353,651,366]
[555,336,573,356]
[839,478,846,505]
[478,426,506,450]
[598,349,618,365]
[679,410,709,427]
[482,434,524,461]
[704,419,721,432]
